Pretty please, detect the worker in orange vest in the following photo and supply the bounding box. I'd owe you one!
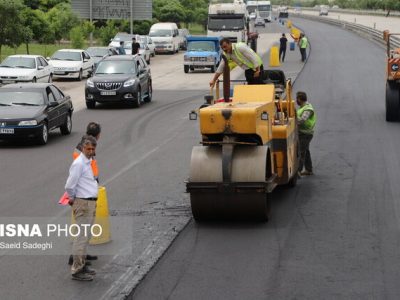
[72,122,101,181]
[68,122,101,266]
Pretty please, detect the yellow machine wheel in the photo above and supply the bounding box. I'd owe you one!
[188,145,272,221]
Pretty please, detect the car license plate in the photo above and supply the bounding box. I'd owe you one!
[54,71,66,75]
[0,128,14,134]
[2,80,15,84]
[100,91,116,96]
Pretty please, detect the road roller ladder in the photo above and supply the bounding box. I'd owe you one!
[187,73,299,221]
[383,31,400,121]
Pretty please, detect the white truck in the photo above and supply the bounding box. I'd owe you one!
[207,0,247,43]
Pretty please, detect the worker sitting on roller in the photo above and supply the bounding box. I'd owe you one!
[209,37,264,88]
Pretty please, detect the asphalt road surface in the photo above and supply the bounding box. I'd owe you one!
[131,18,400,300]
[0,24,286,299]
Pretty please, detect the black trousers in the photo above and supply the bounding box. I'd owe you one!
[279,47,286,62]
[245,65,264,85]
[300,48,307,62]
[298,133,313,172]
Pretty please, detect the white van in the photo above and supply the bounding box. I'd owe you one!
[148,23,180,54]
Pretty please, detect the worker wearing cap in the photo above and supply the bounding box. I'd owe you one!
[296,91,316,176]
[209,37,264,87]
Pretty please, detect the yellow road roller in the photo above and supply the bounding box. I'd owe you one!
[187,69,299,221]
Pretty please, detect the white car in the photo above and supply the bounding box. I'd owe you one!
[48,49,94,81]
[124,42,151,64]
[139,35,156,57]
[255,17,266,27]
[0,55,53,85]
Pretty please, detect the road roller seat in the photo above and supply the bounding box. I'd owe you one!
[232,84,275,103]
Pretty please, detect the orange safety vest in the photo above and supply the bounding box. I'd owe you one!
[72,150,99,178]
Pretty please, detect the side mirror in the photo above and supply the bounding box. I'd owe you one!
[83,59,89,62]
[48,102,58,107]
[38,66,44,70]
[46,57,50,60]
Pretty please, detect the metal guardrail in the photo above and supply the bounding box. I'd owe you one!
[294,13,400,50]
[299,7,400,18]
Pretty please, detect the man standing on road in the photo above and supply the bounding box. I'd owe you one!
[296,91,316,176]
[131,37,140,55]
[298,33,308,62]
[118,41,126,55]
[209,38,264,87]
[65,136,98,281]
[68,122,102,267]
[279,33,288,62]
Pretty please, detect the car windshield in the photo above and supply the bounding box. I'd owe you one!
[188,41,215,52]
[1,57,36,69]
[0,91,44,106]
[86,48,109,57]
[208,17,245,30]
[95,61,137,75]
[149,29,172,37]
[51,51,81,61]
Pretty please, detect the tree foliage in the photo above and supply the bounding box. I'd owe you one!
[0,0,26,55]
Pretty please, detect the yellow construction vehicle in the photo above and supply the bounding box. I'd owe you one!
[384,30,400,121]
[186,65,299,221]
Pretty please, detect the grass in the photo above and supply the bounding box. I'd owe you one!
[0,22,207,61]
[0,42,89,62]
[187,23,207,35]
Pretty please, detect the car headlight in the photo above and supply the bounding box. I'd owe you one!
[207,55,215,62]
[184,55,190,61]
[124,79,135,87]
[19,76,31,80]
[86,79,94,88]
[19,120,37,126]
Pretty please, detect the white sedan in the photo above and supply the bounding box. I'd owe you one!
[124,42,151,64]
[0,55,53,85]
[48,49,94,81]
[139,35,156,57]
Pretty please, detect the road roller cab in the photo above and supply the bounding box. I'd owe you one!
[384,31,400,121]
[187,71,299,221]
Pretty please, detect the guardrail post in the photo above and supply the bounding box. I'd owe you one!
[354,18,356,23]
[374,23,376,29]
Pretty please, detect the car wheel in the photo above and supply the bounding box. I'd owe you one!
[48,74,53,83]
[151,51,155,57]
[210,65,215,73]
[60,113,72,135]
[77,69,83,81]
[86,100,96,109]
[184,65,189,73]
[147,57,150,64]
[32,77,37,83]
[144,81,152,103]
[37,122,48,145]
[132,89,141,108]
[190,66,194,71]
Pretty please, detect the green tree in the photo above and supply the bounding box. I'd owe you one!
[46,2,78,42]
[70,26,84,49]
[0,0,25,57]
[153,0,187,25]
[21,8,54,53]
[97,20,118,46]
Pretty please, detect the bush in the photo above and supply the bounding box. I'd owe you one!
[70,26,85,49]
